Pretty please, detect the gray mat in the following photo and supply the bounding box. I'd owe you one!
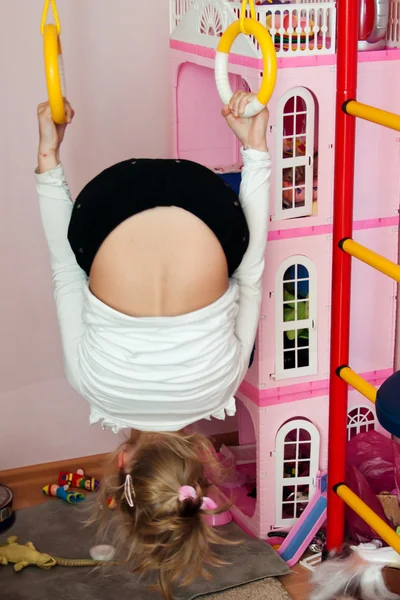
[0,500,290,600]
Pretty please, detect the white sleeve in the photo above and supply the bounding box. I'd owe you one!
[35,164,86,393]
[231,147,272,370]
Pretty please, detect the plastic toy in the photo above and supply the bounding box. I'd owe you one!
[275,471,327,567]
[202,487,232,527]
[42,483,85,504]
[0,536,111,571]
[265,13,316,44]
[107,496,117,510]
[0,485,15,534]
[256,0,290,4]
[351,541,400,566]
[58,469,100,492]
[90,544,116,561]
[41,0,66,124]
[170,0,400,564]
[326,0,400,554]
[215,0,277,117]
[358,0,389,51]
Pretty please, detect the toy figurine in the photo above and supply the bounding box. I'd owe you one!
[58,469,99,492]
[107,496,117,510]
[0,536,110,571]
[42,483,85,504]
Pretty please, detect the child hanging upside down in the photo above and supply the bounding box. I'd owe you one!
[35,91,271,598]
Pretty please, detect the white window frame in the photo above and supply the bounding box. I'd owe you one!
[275,419,320,527]
[347,405,376,441]
[275,87,315,221]
[274,255,318,380]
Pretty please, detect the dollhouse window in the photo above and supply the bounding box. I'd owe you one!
[347,406,376,440]
[274,256,317,380]
[275,87,318,221]
[275,419,320,527]
[199,5,223,37]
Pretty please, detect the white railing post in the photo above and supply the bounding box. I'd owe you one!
[387,0,400,47]
[170,0,336,58]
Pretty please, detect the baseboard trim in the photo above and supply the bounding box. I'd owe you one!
[0,431,239,489]
[0,453,108,489]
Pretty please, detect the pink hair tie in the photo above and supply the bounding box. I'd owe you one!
[178,486,217,511]
[179,486,197,502]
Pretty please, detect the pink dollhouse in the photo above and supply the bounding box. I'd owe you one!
[170,0,400,545]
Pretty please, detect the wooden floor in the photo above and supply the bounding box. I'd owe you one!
[0,452,312,600]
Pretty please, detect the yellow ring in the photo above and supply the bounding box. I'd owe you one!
[217,19,277,108]
[43,24,65,124]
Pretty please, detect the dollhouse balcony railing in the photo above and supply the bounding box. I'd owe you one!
[387,0,400,47]
[170,0,337,58]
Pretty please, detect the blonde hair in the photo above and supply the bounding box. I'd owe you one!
[94,430,232,599]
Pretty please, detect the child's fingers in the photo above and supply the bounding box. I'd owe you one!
[230,91,246,117]
[238,94,252,117]
[228,90,242,111]
[64,101,75,123]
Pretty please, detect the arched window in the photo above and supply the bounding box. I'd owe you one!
[275,87,318,220]
[347,406,376,440]
[275,419,320,527]
[274,256,317,379]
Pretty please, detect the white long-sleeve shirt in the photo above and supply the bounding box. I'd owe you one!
[36,148,271,432]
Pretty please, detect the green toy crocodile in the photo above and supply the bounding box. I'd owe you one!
[0,536,112,571]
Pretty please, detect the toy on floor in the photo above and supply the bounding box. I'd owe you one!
[0,536,113,571]
[309,530,326,553]
[90,544,116,561]
[265,471,328,567]
[107,496,117,510]
[42,483,85,504]
[58,469,100,491]
[0,484,15,533]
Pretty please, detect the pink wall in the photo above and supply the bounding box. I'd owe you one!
[176,63,241,166]
[353,60,400,222]
[0,1,173,470]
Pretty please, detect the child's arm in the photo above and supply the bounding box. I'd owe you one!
[231,148,271,368]
[220,91,271,376]
[36,163,86,393]
[36,100,84,393]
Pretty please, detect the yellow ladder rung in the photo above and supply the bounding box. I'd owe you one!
[340,238,400,282]
[337,366,377,403]
[334,484,400,554]
[344,100,400,132]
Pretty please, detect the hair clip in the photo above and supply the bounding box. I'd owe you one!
[124,474,136,508]
[178,486,217,510]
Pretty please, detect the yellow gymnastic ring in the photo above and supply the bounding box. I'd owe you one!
[215,19,277,117]
[43,24,65,124]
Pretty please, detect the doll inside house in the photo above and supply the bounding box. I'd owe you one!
[282,96,318,218]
